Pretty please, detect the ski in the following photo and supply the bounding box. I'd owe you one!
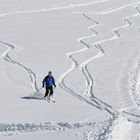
[48,98,56,103]
[50,99,56,103]
[45,97,55,103]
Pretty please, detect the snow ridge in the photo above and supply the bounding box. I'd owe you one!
[0,118,114,136]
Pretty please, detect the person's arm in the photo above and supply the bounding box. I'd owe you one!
[52,77,56,87]
[42,77,46,88]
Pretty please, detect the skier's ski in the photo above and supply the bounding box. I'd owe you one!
[45,98,50,103]
[45,97,55,103]
[48,98,55,103]
[50,99,56,103]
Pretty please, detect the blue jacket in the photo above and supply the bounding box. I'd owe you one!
[42,75,56,87]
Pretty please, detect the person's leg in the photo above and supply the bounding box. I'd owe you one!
[49,86,54,98]
[44,87,49,98]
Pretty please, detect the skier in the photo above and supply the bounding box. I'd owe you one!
[42,71,56,100]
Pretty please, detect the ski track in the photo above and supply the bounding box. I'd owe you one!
[0,41,38,93]
[63,4,140,140]
[0,0,109,17]
[1,0,140,139]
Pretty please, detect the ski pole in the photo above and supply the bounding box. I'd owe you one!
[36,87,43,92]
[33,87,43,94]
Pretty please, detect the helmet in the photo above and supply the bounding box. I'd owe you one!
[48,71,52,75]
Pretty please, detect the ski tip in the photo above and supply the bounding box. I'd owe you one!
[44,97,56,103]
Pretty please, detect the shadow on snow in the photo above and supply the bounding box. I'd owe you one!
[21,92,45,100]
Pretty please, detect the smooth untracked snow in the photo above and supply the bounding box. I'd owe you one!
[1,0,140,140]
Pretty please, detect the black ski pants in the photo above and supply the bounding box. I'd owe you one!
[44,86,53,97]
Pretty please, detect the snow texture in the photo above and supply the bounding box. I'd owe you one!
[1,0,140,139]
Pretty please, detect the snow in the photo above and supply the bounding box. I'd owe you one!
[1,0,140,139]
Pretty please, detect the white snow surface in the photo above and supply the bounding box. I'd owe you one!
[1,0,140,139]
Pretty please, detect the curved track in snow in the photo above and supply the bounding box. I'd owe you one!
[0,0,108,17]
[0,41,38,92]
[58,3,140,139]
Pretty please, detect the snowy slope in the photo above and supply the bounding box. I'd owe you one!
[1,0,140,140]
